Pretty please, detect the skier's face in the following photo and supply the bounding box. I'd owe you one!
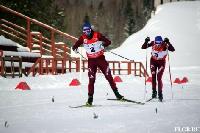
[83,27,91,36]
[155,41,162,44]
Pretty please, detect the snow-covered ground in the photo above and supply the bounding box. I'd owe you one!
[0,70,200,133]
[0,1,200,133]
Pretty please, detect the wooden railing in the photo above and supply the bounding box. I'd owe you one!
[0,56,22,78]
[0,5,149,77]
[0,5,77,76]
[66,60,149,77]
[0,5,77,57]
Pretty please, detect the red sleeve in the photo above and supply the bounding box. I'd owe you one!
[72,36,84,50]
[167,43,175,52]
[97,32,111,47]
[141,41,153,49]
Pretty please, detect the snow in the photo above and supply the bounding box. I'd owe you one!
[17,47,30,52]
[2,51,41,57]
[0,35,31,53]
[1,1,200,133]
[105,1,200,68]
[0,36,20,47]
[0,71,200,133]
[55,42,65,45]
[0,36,30,52]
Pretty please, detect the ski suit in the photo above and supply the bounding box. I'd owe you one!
[142,41,175,94]
[72,31,118,96]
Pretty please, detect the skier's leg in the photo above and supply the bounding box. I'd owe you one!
[150,58,157,98]
[98,56,116,89]
[157,61,166,101]
[98,56,124,99]
[87,59,97,105]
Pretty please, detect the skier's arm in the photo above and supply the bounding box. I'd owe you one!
[164,38,175,52]
[141,37,152,49]
[167,43,175,52]
[98,33,111,47]
[141,41,153,49]
[72,36,83,51]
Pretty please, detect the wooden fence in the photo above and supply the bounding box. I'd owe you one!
[0,5,148,78]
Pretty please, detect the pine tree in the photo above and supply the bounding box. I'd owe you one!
[124,0,136,37]
[0,0,65,37]
[142,0,153,22]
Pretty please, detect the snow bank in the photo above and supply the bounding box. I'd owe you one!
[106,1,200,68]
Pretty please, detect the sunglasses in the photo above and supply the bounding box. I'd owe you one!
[155,41,162,44]
[83,28,91,35]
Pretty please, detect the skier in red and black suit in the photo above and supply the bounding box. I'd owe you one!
[72,22,124,106]
[141,36,175,101]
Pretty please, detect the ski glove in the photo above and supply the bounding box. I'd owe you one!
[145,37,150,43]
[164,38,169,43]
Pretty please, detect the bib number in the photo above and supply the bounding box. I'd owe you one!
[153,52,158,57]
[90,47,95,52]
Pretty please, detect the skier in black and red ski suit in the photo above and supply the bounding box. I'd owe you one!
[141,36,175,101]
[72,22,124,106]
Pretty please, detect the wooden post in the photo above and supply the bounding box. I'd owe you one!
[19,57,22,77]
[113,62,115,75]
[134,63,137,76]
[76,59,80,72]
[118,62,121,75]
[51,58,56,75]
[139,63,142,77]
[0,50,3,76]
[51,31,56,74]
[39,33,43,55]
[69,60,72,72]
[127,62,131,75]
[40,58,43,75]
[0,57,5,77]
[62,58,66,74]
[10,56,14,78]
[51,31,55,57]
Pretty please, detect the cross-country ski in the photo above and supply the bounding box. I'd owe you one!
[69,105,102,108]
[107,98,145,105]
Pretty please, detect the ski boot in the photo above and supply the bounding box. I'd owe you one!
[113,89,124,100]
[152,89,157,99]
[158,91,163,102]
[86,95,93,106]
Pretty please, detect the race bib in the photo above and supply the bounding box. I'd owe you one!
[83,41,104,54]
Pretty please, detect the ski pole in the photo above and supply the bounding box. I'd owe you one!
[144,44,148,101]
[167,51,174,100]
[108,51,134,62]
[77,51,87,60]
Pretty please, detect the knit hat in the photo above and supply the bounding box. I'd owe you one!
[82,22,91,31]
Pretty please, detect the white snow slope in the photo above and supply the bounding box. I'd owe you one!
[106,1,200,68]
[0,1,200,133]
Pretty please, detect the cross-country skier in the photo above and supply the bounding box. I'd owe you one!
[72,22,124,106]
[141,36,175,101]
